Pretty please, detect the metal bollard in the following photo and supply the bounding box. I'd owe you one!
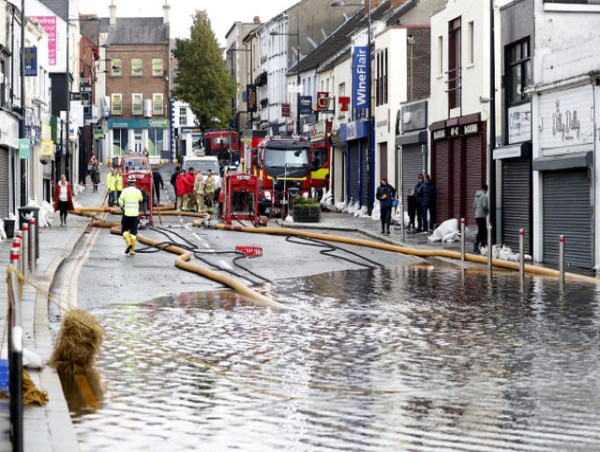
[460,218,466,261]
[487,223,493,277]
[21,222,29,282]
[400,201,405,239]
[519,229,525,283]
[29,218,36,274]
[559,235,565,286]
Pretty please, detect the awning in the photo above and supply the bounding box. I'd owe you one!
[533,151,592,171]
[493,141,532,160]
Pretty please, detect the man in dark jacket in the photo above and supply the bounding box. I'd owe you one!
[407,188,417,232]
[414,173,424,232]
[473,184,489,253]
[170,166,181,209]
[418,174,436,232]
[152,166,164,206]
[376,178,396,235]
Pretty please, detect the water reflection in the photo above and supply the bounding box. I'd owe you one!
[71,268,600,451]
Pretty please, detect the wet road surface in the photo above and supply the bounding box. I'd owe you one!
[62,265,600,451]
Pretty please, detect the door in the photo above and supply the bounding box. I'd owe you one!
[133,128,143,153]
[0,148,9,218]
[502,157,532,254]
[542,169,592,268]
[347,143,359,204]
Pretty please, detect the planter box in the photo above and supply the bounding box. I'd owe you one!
[292,205,321,222]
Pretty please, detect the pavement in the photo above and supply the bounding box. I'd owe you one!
[0,171,479,452]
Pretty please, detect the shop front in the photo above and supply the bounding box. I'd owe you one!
[339,120,371,208]
[430,114,486,227]
[108,118,170,163]
[0,111,20,217]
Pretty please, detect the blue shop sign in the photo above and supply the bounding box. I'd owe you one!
[108,118,169,129]
[25,47,38,76]
[340,120,368,142]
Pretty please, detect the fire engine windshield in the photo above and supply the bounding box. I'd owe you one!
[264,147,310,178]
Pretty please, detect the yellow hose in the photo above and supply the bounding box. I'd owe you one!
[107,225,285,309]
[199,223,600,284]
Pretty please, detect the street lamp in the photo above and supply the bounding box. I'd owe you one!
[331,0,374,213]
[270,17,301,135]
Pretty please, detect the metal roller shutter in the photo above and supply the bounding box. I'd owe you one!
[0,149,9,218]
[347,144,359,204]
[379,143,388,181]
[465,134,485,227]
[542,169,591,268]
[360,141,369,207]
[433,140,450,225]
[501,158,531,254]
[452,138,462,220]
[401,145,422,203]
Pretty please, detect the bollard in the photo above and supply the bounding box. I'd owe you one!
[21,223,29,282]
[487,223,493,277]
[29,218,37,274]
[519,229,525,283]
[400,201,405,240]
[559,235,566,286]
[460,218,466,261]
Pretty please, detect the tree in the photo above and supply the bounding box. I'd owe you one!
[172,11,236,130]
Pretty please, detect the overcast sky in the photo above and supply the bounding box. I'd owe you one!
[78,0,299,45]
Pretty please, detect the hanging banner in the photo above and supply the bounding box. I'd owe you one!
[25,47,38,76]
[19,138,30,159]
[300,96,312,115]
[352,46,369,109]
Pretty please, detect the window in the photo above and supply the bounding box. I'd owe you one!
[438,36,443,75]
[132,93,143,116]
[152,59,164,77]
[448,17,461,110]
[152,93,164,115]
[111,58,122,77]
[131,58,143,77]
[468,21,474,65]
[179,107,188,126]
[112,128,128,155]
[376,49,389,106]
[111,93,122,115]
[148,128,164,156]
[506,38,532,105]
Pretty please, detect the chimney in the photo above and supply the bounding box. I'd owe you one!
[163,0,171,25]
[109,0,117,25]
[253,16,261,24]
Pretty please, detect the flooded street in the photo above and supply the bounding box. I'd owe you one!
[68,266,600,451]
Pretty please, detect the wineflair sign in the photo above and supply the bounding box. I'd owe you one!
[107,118,169,129]
[352,46,369,109]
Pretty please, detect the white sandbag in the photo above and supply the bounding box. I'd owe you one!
[354,205,369,218]
[23,348,43,370]
[285,215,294,223]
[428,218,459,242]
[371,201,380,221]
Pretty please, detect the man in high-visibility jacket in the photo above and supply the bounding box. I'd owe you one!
[106,168,117,206]
[115,169,123,199]
[118,175,144,256]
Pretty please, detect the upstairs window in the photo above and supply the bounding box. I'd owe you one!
[506,38,532,105]
[111,58,122,77]
[152,59,164,77]
[131,58,143,77]
[448,17,461,110]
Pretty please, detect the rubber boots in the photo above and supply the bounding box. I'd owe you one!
[124,232,132,255]
[385,222,391,235]
[129,237,137,256]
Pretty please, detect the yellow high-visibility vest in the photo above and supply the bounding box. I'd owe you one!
[115,174,123,191]
[106,172,116,191]
[118,186,143,217]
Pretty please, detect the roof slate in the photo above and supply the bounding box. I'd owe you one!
[107,18,167,45]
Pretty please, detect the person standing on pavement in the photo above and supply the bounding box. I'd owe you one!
[53,174,74,227]
[182,168,196,211]
[414,173,424,232]
[175,169,188,211]
[407,188,417,233]
[152,166,164,207]
[418,174,436,232]
[119,175,144,256]
[376,178,396,235]
[204,168,216,213]
[193,170,205,212]
[115,168,123,201]
[473,184,489,254]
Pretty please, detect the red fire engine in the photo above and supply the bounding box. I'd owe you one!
[252,137,311,216]
[203,130,239,163]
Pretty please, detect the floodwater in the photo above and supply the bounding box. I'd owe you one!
[67,266,600,451]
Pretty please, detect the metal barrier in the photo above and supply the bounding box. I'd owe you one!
[519,229,525,283]
[7,241,24,452]
[559,235,566,287]
[460,218,465,261]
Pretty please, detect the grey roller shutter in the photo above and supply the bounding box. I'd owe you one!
[347,144,359,204]
[543,169,591,269]
[465,134,485,227]
[502,157,531,255]
[401,145,422,203]
[0,149,8,218]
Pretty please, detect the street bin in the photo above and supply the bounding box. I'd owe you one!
[3,218,15,239]
[18,207,40,259]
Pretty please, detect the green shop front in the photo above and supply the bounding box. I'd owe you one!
[108,118,170,162]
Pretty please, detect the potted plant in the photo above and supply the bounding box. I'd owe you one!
[291,196,321,222]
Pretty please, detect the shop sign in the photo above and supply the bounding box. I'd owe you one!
[40,139,55,158]
[108,118,170,129]
[508,103,531,144]
[432,129,446,140]
[309,122,327,141]
[464,123,479,135]
[352,46,369,109]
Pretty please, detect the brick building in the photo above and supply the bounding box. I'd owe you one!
[104,0,171,163]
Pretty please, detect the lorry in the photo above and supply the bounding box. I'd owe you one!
[252,136,311,217]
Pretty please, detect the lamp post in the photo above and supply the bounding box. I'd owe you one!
[331,0,373,213]
[270,16,301,135]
